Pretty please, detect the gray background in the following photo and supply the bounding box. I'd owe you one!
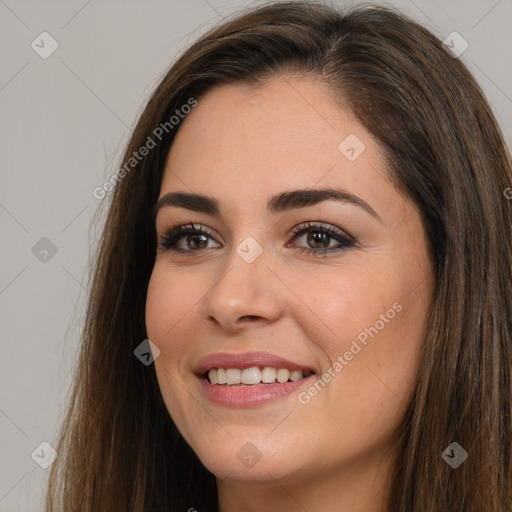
[0,0,510,510]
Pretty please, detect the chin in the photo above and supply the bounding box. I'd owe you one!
[189,430,313,485]
[200,451,304,485]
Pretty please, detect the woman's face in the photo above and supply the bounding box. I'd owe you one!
[146,77,433,488]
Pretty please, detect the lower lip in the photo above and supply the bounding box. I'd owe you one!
[199,375,315,407]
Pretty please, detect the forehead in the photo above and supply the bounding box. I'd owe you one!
[159,77,393,215]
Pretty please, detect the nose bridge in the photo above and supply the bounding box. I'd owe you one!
[202,236,282,330]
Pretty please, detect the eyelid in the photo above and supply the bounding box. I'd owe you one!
[290,221,357,244]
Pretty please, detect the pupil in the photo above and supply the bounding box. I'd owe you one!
[308,231,329,248]
[188,233,208,249]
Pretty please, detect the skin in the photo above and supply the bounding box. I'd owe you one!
[145,76,434,512]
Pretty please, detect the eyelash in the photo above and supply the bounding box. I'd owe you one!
[157,221,357,257]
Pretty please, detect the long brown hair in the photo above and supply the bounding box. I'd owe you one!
[46,2,512,510]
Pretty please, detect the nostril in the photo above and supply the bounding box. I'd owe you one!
[240,315,261,322]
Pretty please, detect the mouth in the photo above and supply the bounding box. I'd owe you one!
[193,351,317,407]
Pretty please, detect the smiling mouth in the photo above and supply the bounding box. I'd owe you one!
[204,366,315,386]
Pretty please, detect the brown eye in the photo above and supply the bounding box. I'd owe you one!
[186,233,209,250]
[306,230,331,249]
[158,223,222,254]
[290,222,357,256]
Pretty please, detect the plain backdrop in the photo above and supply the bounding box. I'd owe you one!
[0,0,511,510]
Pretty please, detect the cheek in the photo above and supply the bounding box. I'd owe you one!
[289,261,399,357]
[290,259,428,411]
[255,262,428,470]
[145,266,204,441]
[145,265,204,382]
[146,265,200,343]
[145,273,172,343]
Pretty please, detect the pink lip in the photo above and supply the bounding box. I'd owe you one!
[199,374,315,407]
[193,350,316,376]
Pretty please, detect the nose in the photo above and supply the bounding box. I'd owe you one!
[201,244,283,332]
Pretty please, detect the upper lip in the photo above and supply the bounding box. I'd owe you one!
[193,351,316,376]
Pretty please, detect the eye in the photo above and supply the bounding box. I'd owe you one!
[288,221,357,257]
[157,220,357,258]
[158,222,222,255]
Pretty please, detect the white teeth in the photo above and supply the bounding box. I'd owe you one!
[241,367,262,385]
[277,368,290,383]
[289,370,302,382]
[209,368,218,384]
[217,368,227,385]
[226,368,242,385]
[206,366,310,385]
[261,367,277,383]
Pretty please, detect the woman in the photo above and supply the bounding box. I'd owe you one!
[46,1,512,511]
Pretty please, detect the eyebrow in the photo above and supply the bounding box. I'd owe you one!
[152,188,382,223]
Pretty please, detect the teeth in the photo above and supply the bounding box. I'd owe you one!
[276,368,290,383]
[217,368,227,385]
[241,367,262,385]
[261,367,277,383]
[207,366,310,385]
[226,368,242,385]
[209,368,218,384]
[289,370,302,382]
